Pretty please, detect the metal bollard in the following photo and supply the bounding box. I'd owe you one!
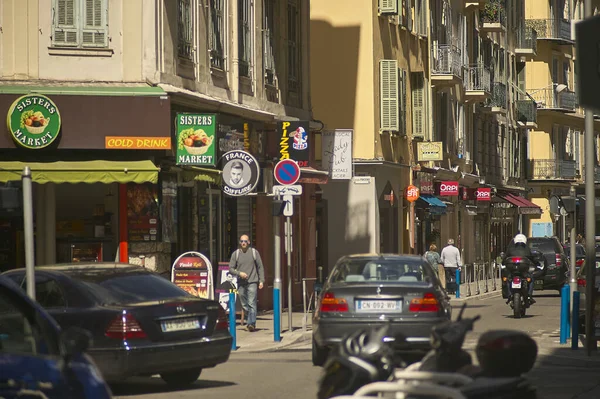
[560,284,570,344]
[572,291,580,350]
[229,290,237,350]
[455,268,461,299]
[274,287,281,342]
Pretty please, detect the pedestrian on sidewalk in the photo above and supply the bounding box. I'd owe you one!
[440,238,462,294]
[424,243,445,287]
[229,234,265,332]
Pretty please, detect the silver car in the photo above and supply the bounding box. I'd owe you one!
[312,254,452,366]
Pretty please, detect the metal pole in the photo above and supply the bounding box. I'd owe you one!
[22,167,35,300]
[286,216,293,332]
[562,212,567,244]
[570,185,577,316]
[229,291,237,350]
[273,215,282,341]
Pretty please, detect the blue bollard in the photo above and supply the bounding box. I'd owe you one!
[560,284,570,344]
[229,290,237,350]
[455,268,461,299]
[572,291,580,350]
[274,288,281,342]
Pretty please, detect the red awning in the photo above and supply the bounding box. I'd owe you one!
[499,194,542,215]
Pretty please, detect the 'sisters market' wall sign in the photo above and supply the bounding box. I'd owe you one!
[6,94,62,149]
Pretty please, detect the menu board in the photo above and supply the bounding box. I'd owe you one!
[171,252,214,300]
[127,183,160,242]
[215,262,242,313]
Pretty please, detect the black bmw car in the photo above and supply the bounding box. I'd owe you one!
[312,254,452,366]
[2,263,232,387]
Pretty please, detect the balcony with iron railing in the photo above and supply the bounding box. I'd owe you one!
[464,64,491,101]
[483,81,507,112]
[525,18,573,44]
[479,0,507,33]
[516,99,537,126]
[527,159,577,180]
[431,44,463,85]
[515,26,538,59]
[528,87,577,112]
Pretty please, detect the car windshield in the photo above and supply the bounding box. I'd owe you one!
[528,239,557,253]
[69,271,192,305]
[330,259,435,284]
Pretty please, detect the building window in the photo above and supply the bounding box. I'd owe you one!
[415,0,427,36]
[210,0,226,70]
[238,0,253,78]
[411,72,425,138]
[287,0,300,93]
[178,0,193,59]
[52,0,108,48]
[380,60,399,132]
[263,0,277,86]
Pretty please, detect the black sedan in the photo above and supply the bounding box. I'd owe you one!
[312,254,452,366]
[2,263,232,387]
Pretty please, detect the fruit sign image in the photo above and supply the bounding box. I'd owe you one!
[176,113,217,166]
[6,94,62,149]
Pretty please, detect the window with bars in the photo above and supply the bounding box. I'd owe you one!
[210,0,226,70]
[52,0,108,48]
[263,0,277,86]
[287,0,300,93]
[178,0,193,59]
[238,0,253,78]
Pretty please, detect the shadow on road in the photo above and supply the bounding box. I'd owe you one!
[110,378,236,396]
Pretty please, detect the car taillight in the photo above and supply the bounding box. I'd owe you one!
[105,312,147,340]
[578,278,587,288]
[507,257,523,263]
[556,254,562,267]
[215,306,229,330]
[576,259,585,267]
[320,292,348,312]
[409,293,440,312]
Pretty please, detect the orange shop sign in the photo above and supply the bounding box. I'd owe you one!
[105,136,171,150]
[405,185,420,202]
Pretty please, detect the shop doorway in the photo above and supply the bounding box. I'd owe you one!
[206,188,222,265]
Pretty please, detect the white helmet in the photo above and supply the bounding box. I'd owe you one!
[514,234,527,245]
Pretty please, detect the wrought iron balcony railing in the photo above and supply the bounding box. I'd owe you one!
[516,99,537,124]
[485,82,507,109]
[431,44,463,78]
[464,64,491,93]
[480,0,507,28]
[527,159,577,180]
[516,25,538,54]
[528,88,577,111]
[525,19,572,43]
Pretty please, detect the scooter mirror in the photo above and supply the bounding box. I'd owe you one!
[475,330,537,377]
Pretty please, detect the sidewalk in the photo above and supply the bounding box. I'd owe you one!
[450,276,502,305]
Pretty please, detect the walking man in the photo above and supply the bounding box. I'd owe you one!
[440,238,462,293]
[229,234,265,332]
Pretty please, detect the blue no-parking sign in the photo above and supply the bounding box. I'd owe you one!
[273,159,301,186]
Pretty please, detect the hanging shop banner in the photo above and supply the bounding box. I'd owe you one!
[322,129,352,180]
[278,120,310,167]
[439,181,459,196]
[219,150,260,196]
[7,94,62,150]
[127,183,160,242]
[171,251,214,300]
[405,185,420,202]
[476,188,492,201]
[417,142,443,161]
[176,113,217,166]
[215,262,243,313]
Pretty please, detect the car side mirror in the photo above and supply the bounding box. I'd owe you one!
[476,330,537,377]
[60,327,92,358]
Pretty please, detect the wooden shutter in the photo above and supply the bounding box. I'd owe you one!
[380,60,399,132]
[379,0,398,14]
[405,0,413,31]
[82,0,108,47]
[400,69,407,135]
[411,72,425,138]
[53,0,78,46]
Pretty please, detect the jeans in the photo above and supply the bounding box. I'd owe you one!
[238,282,258,326]
[528,276,535,297]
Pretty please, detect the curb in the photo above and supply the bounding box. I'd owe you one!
[451,290,502,304]
[232,330,312,354]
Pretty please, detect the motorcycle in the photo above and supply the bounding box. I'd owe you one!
[317,304,538,399]
[501,250,545,319]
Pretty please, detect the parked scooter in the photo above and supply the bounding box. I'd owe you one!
[501,250,545,318]
[317,304,538,399]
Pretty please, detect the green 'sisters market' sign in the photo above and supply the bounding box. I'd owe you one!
[7,94,62,149]
[176,113,216,166]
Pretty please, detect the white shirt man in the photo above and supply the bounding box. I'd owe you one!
[440,238,462,269]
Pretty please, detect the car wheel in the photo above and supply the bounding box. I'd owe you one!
[160,368,202,387]
[312,338,329,367]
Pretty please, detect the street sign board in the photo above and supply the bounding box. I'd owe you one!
[273,159,301,186]
[576,15,600,109]
[273,185,303,196]
[219,150,260,197]
[283,194,294,216]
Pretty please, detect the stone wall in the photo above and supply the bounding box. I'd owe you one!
[128,242,172,273]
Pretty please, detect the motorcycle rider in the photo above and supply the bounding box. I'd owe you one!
[504,234,536,304]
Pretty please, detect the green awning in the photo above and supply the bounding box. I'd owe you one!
[180,166,222,185]
[0,85,167,97]
[0,160,160,184]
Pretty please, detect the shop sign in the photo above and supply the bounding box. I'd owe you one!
[220,150,261,196]
[215,262,243,312]
[439,181,459,196]
[278,121,310,167]
[417,142,444,162]
[126,183,160,242]
[218,124,245,153]
[476,188,492,201]
[405,185,420,202]
[105,136,171,150]
[322,129,352,180]
[462,188,474,201]
[176,113,216,166]
[171,251,214,300]
[6,94,61,149]
[420,180,434,195]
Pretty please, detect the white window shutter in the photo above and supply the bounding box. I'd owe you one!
[53,0,78,46]
[411,72,425,138]
[379,0,398,15]
[380,60,399,132]
[82,0,108,47]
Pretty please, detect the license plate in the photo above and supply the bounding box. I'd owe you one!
[534,280,544,287]
[161,317,201,332]
[511,282,521,289]
[356,300,401,311]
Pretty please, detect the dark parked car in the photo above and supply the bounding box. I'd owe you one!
[2,263,232,387]
[562,243,585,271]
[312,254,452,367]
[0,275,112,399]
[527,237,569,292]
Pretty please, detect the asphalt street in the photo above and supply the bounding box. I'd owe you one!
[111,293,600,399]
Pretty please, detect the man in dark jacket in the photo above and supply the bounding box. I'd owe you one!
[504,234,536,304]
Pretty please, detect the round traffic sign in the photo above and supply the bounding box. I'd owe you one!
[274,159,301,185]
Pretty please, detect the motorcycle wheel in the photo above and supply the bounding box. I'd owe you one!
[513,293,522,319]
